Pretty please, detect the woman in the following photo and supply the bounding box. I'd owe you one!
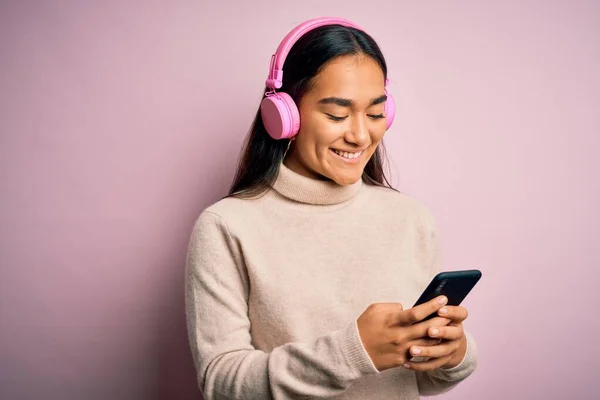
[185,17,477,399]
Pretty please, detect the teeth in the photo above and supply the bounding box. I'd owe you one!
[333,149,362,159]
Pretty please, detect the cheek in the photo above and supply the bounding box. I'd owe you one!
[298,113,341,146]
[370,126,387,144]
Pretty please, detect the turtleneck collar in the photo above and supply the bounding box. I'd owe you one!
[271,162,363,205]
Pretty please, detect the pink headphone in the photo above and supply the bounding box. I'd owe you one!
[260,17,396,140]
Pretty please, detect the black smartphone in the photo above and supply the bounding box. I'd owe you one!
[413,269,482,321]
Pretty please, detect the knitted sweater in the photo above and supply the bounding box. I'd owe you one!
[185,162,477,399]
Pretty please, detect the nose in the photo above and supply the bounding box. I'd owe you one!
[345,115,370,146]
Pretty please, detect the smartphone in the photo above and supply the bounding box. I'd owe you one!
[413,269,482,321]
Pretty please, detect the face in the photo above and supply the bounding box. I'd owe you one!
[284,54,388,185]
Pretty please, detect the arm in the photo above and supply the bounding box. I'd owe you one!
[185,211,378,400]
[415,332,478,396]
[414,207,478,396]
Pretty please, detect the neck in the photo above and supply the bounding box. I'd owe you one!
[271,162,362,205]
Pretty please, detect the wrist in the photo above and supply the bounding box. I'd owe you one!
[442,335,468,369]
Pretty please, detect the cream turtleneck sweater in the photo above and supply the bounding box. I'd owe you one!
[185,162,477,399]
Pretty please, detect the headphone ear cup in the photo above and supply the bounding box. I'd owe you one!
[384,89,396,130]
[260,92,300,140]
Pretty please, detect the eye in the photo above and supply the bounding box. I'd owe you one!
[368,113,385,120]
[326,114,348,122]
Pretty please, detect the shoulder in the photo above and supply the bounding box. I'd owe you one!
[363,184,437,232]
[192,194,269,234]
[364,183,436,218]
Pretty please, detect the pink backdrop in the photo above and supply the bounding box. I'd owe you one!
[1,1,598,399]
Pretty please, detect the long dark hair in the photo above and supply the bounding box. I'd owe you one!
[227,24,395,199]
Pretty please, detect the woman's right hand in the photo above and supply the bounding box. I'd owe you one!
[356,296,451,371]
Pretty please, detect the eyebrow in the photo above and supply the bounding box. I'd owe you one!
[318,94,387,107]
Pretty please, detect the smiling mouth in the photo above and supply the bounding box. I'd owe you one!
[331,148,364,160]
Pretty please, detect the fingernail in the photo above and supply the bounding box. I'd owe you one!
[439,307,448,314]
[438,296,448,304]
[430,328,439,336]
[403,363,411,369]
[411,347,422,355]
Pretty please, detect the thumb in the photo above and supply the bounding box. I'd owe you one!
[385,303,406,326]
[370,302,403,322]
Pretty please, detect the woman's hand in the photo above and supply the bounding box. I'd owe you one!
[403,305,469,371]
[356,296,453,371]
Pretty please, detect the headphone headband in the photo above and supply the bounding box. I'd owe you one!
[265,17,363,89]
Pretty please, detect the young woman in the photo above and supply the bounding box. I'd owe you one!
[185,17,477,399]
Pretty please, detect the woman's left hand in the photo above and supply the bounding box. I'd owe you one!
[403,305,469,371]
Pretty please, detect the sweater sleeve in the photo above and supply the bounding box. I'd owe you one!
[184,211,379,400]
[414,206,478,396]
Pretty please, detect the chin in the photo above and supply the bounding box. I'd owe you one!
[329,172,363,186]
[319,161,366,186]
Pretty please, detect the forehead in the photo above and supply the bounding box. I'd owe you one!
[309,55,385,100]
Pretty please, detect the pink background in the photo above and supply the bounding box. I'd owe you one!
[1,1,598,399]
